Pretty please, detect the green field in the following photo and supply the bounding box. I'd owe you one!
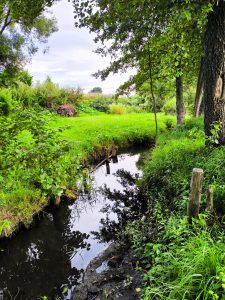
[55,113,174,157]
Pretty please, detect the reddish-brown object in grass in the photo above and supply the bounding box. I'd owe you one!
[56,104,77,117]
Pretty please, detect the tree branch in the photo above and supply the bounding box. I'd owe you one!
[0,8,12,35]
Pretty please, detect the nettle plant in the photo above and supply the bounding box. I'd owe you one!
[206,121,222,145]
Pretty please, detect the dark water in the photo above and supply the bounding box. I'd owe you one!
[0,146,148,300]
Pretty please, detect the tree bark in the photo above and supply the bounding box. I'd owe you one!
[203,2,225,144]
[176,75,185,125]
[194,57,203,117]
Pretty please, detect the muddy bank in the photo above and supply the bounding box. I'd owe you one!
[72,242,142,300]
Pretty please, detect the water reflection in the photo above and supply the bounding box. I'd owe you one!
[0,146,148,299]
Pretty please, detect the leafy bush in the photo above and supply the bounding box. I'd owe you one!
[59,87,83,105]
[117,95,145,106]
[89,96,113,112]
[11,83,35,107]
[126,106,145,113]
[0,109,71,198]
[109,104,126,114]
[34,77,60,108]
[184,85,196,114]
[162,97,176,115]
[0,89,13,115]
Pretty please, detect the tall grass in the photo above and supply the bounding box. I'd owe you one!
[142,215,225,300]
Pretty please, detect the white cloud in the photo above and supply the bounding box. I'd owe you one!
[27,0,135,94]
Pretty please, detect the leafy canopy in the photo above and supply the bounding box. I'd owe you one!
[0,0,58,86]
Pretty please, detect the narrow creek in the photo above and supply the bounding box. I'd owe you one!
[0,146,149,300]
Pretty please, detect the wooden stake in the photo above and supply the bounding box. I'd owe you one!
[206,185,213,212]
[187,168,204,221]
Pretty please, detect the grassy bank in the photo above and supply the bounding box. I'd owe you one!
[55,113,173,159]
[0,112,174,237]
[128,117,225,299]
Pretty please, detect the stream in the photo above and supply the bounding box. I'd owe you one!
[0,146,148,300]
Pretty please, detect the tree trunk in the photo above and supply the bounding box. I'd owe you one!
[203,2,225,144]
[176,75,185,125]
[194,57,203,117]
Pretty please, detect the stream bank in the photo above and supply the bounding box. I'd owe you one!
[72,242,142,300]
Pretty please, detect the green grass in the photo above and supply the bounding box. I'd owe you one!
[142,117,225,213]
[131,117,225,300]
[141,214,225,300]
[53,113,174,163]
[0,112,174,236]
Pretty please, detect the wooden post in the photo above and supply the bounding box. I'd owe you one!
[206,185,213,212]
[112,155,118,163]
[54,196,61,206]
[187,168,204,221]
[106,160,110,174]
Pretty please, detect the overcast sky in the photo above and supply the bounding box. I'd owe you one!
[27,0,134,94]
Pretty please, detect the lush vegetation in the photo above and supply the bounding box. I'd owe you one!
[122,118,225,300]
[2,1,225,299]
[0,104,174,237]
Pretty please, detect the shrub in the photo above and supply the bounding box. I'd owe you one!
[162,97,176,115]
[0,89,12,115]
[89,96,113,112]
[12,83,35,107]
[184,85,196,114]
[126,106,145,113]
[109,104,126,114]
[59,87,83,106]
[34,77,60,108]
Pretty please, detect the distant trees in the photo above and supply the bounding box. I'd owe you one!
[89,87,103,94]
[0,0,57,86]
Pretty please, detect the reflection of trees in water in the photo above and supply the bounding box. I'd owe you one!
[0,150,149,300]
[92,169,146,243]
[0,203,90,300]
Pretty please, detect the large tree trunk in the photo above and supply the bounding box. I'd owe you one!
[203,2,225,144]
[176,75,185,125]
[194,57,203,117]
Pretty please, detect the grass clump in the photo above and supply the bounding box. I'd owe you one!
[109,104,126,114]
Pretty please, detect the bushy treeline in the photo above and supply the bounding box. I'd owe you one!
[0,75,196,116]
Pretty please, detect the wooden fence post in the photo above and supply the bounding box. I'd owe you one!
[187,168,204,222]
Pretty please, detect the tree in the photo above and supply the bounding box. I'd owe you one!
[0,0,57,86]
[203,1,225,144]
[73,0,207,126]
[89,86,103,93]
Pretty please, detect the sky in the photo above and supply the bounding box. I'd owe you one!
[27,0,135,94]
